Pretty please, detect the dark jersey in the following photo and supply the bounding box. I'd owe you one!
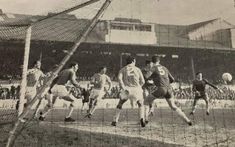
[142,67,154,88]
[192,79,217,92]
[56,69,74,85]
[49,69,80,92]
[149,64,174,88]
[142,67,152,80]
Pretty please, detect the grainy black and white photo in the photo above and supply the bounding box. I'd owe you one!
[0,0,235,146]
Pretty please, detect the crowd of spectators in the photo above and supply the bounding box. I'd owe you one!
[105,85,235,100]
[104,86,120,98]
[0,81,234,101]
[0,85,20,100]
[174,86,235,100]
[104,85,235,100]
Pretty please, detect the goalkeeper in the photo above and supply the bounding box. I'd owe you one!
[39,62,81,122]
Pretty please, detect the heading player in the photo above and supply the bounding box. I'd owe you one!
[85,66,112,118]
[111,56,146,127]
[25,60,45,106]
[39,62,80,122]
[144,56,192,126]
[190,72,223,115]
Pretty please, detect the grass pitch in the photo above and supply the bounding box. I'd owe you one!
[0,108,235,147]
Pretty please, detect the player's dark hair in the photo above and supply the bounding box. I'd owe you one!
[126,56,135,65]
[99,66,107,72]
[69,62,78,68]
[33,60,40,66]
[152,55,160,63]
[196,72,202,75]
[145,60,151,65]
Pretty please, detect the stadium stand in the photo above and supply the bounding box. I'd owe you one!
[0,10,235,83]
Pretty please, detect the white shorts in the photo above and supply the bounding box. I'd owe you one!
[25,87,37,101]
[51,85,70,97]
[89,89,105,100]
[120,87,143,102]
[51,84,76,102]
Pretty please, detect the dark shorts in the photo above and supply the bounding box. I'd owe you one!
[82,96,90,103]
[152,87,173,99]
[195,92,208,100]
[144,86,173,105]
[144,85,157,93]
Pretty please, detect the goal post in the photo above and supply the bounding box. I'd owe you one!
[18,25,32,116]
[16,0,102,117]
[6,0,113,147]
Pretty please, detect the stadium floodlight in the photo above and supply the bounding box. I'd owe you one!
[6,0,113,147]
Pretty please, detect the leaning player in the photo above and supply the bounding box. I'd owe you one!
[142,60,156,116]
[144,56,192,126]
[111,56,146,127]
[25,60,45,106]
[85,66,112,118]
[39,62,80,122]
[190,72,223,115]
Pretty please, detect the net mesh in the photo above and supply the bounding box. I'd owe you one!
[0,0,235,147]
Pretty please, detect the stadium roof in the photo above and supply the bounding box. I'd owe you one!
[0,11,234,50]
[187,19,218,33]
[0,13,91,42]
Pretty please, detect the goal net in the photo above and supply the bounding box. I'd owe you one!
[0,0,111,146]
[0,0,234,147]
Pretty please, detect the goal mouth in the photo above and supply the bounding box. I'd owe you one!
[1,1,112,147]
[0,1,235,147]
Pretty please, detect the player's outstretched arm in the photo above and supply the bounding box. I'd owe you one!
[204,79,218,89]
[204,79,223,93]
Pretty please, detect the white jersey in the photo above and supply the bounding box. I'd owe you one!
[27,68,44,88]
[91,73,111,90]
[118,64,145,88]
